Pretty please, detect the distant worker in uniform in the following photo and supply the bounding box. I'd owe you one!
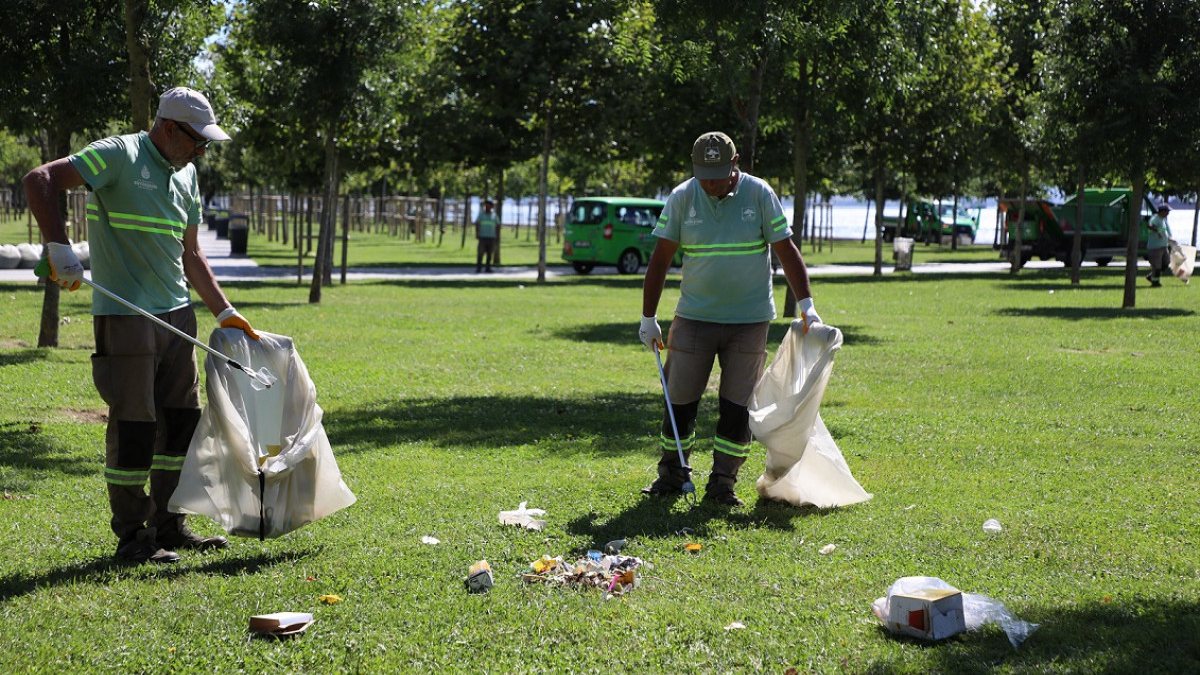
[1146,202,1172,287]
[476,198,499,273]
[638,131,822,506]
[23,87,259,564]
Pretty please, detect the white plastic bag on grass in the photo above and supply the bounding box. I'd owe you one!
[872,576,1039,649]
[748,321,871,508]
[169,329,356,538]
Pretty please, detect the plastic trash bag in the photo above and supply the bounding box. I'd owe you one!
[748,321,872,508]
[872,576,1039,649]
[1169,243,1195,283]
[169,329,356,538]
[498,501,546,530]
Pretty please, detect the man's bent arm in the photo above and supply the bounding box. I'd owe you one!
[23,159,86,244]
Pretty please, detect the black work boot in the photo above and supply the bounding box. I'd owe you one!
[703,452,747,507]
[157,515,229,552]
[641,450,692,496]
[115,527,180,565]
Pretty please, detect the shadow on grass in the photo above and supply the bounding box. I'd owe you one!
[0,549,306,604]
[0,423,95,489]
[994,307,1193,321]
[554,321,884,348]
[325,393,661,456]
[0,349,48,368]
[564,495,834,553]
[868,598,1200,673]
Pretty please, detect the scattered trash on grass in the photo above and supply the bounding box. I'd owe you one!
[318,594,342,605]
[521,551,646,598]
[982,519,1003,533]
[498,501,547,531]
[674,527,694,536]
[872,576,1039,649]
[465,560,494,593]
[421,535,441,545]
[684,543,703,553]
[724,621,746,631]
[249,611,313,638]
[819,544,837,555]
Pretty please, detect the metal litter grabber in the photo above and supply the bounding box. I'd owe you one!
[36,261,275,389]
[653,343,696,505]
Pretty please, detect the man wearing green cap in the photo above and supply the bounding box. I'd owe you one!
[23,87,259,564]
[638,131,821,506]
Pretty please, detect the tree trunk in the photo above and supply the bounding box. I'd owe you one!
[1010,168,1028,275]
[340,192,350,284]
[309,134,339,304]
[1192,187,1198,247]
[1122,172,1145,309]
[873,165,885,276]
[784,56,811,317]
[1071,166,1084,285]
[951,192,960,251]
[536,110,552,284]
[37,129,72,348]
[495,169,505,265]
[123,0,153,132]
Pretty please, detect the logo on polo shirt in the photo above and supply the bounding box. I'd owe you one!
[134,163,157,191]
[684,205,701,227]
[742,207,756,221]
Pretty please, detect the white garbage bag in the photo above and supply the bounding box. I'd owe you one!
[748,321,872,508]
[169,329,356,538]
[1169,243,1195,283]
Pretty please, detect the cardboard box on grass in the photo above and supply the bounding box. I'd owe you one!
[886,588,966,641]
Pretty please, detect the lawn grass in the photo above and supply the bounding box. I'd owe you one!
[0,213,37,245]
[1,262,1198,671]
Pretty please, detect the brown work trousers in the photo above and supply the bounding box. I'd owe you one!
[93,308,201,547]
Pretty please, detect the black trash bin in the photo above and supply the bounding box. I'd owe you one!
[204,211,215,231]
[215,210,230,239]
[228,214,249,255]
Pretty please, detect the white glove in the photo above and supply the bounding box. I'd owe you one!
[639,315,663,351]
[47,242,84,291]
[799,297,822,334]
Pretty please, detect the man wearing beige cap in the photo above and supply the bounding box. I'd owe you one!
[638,131,820,506]
[23,87,257,564]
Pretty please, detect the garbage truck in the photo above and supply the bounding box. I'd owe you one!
[880,199,980,245]
[998,188,1154,268]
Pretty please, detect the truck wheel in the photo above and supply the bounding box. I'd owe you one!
[616,249,641,274]
[572,262,594,274]
[1095,257,1112,267]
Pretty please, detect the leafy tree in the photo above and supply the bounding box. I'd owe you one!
[0,0,127,346]
[221,0,413,303]
[123,0,223,131]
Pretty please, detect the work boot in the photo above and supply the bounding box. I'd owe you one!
[115,527,180,565]
[703,452,747,507]
[641,450,692,496]
[157,517,229,552]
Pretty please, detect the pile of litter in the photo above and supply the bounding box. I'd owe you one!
[521,552,648,597]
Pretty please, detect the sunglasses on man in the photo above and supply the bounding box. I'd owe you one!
[173,120,211,149]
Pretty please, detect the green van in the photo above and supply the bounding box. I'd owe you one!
[561,197,670,274]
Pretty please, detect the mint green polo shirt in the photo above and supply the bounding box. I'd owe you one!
[69,132,200,316]
[476,212,498,239]
[653,173,791,323]
[1148,214,1171,249]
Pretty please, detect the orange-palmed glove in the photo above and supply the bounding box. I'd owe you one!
[799,297,822,335]
[217,306,260,340]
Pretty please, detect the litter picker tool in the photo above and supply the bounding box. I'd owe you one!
[36,260,275,389]
[653,343,696,504]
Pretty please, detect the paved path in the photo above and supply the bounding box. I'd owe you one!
[0,227,1139,284]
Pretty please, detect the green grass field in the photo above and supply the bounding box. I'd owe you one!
[2,251,1198,671]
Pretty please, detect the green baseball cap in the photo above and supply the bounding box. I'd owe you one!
[691,132,736,179]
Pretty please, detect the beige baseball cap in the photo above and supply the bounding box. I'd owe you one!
[157,87,231,141]
[691,131,736,179]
